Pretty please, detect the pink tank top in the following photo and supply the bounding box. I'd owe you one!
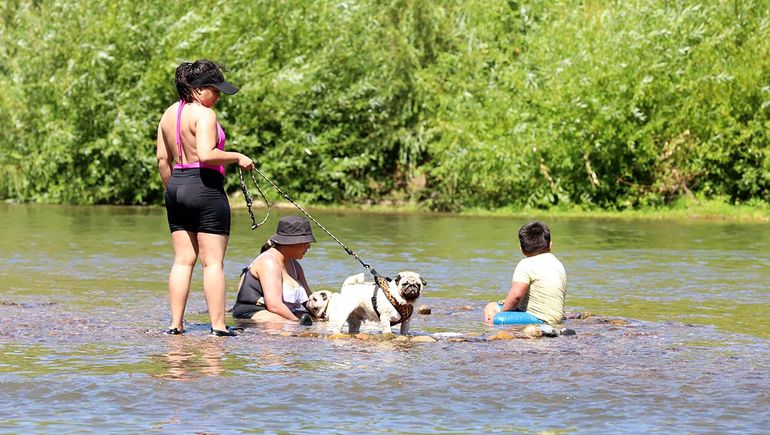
[174,100,226,176]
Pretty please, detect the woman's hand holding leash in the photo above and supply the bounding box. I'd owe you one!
[237,154,254,171]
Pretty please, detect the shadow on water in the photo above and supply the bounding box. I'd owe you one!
[1,204,769,432]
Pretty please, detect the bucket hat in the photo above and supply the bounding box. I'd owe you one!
[270,216,316,245]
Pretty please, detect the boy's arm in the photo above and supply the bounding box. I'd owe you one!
[501,282,529,311]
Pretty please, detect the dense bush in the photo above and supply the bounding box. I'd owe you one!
[1,0,768,210]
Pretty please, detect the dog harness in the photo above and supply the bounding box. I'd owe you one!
[371,276,414,326]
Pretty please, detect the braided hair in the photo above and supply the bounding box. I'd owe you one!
[175,59,227,102]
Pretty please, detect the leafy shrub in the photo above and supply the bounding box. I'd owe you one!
[1,0,767,210]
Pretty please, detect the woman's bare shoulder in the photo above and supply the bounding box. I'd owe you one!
[158,102,180,134]
[188,103,217,120]
[254,252,280,270]
[160,101,182,121]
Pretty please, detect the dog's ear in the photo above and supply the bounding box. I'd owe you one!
[394,274,402,285]
[421,278,427,286]
[321,292,328,300]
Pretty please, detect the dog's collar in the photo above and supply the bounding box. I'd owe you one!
[372,280,414,326]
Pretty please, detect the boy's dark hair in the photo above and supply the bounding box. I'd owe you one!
[518,221,551,255]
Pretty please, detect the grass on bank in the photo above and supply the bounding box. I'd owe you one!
[467,196,770,221]
[228,193,769,222]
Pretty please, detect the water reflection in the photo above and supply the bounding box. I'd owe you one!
[153,338,225,381]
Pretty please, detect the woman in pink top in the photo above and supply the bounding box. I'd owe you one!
[156,59,253,336]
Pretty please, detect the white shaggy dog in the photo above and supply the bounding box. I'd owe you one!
[305,271,426,335]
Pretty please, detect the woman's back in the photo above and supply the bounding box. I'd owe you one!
[158,101,221,167]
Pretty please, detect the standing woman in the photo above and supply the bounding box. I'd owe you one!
[156,59,254,336]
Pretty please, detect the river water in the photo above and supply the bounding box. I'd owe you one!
[1,204,768,433]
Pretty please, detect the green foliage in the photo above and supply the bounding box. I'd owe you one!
[1,0,768,210]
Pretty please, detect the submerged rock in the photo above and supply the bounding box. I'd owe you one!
[560,328,577,336]
[417,305,432,315]
[328,333,352,340]
[522,325,543,338]
[539,325,559,337]
[1,301,56,308]
[608,319,630,326]
[432,332,464,339]
[451,305,474,312]
[411,336,437,343]
[490,330,515,340]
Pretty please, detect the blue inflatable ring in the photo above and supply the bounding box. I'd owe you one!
[493,310,544,325]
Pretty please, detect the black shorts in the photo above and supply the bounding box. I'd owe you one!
[165,168,230,235]
[232,303,267,319]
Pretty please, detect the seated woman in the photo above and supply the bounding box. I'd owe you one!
[232,215,316,324]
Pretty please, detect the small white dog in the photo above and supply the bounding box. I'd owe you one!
[305,271,426,335]
[305,290,334,320]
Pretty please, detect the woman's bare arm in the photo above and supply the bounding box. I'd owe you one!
[255,257,299,321]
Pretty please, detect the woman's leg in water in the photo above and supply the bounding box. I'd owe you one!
[198,233,229,332]
[169,231,199,331]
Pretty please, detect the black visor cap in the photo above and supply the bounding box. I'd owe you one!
[189,71,239,95]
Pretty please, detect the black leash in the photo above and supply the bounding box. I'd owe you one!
[247,166,391,287]
[238,167,270,230]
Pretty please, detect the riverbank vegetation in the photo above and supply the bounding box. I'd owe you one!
[1,0,768,213]
[239,195,769,222]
